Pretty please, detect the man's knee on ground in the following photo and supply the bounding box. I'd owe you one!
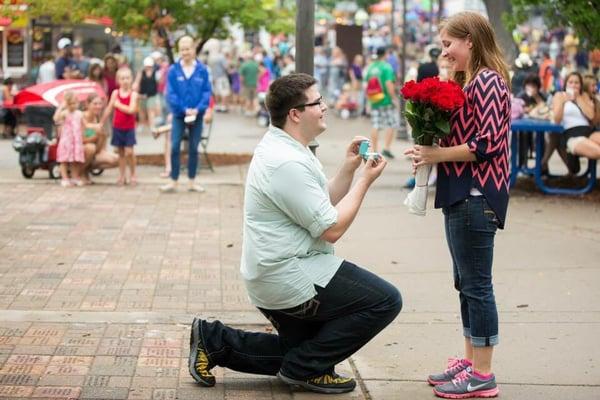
[387,286,403,318]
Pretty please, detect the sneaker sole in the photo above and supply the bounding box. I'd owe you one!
[433,387,499,399]
[428,377,450,386]
[188,318,215,387]
[277,372,356,394]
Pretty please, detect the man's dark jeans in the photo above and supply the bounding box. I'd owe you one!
[197,261,402,379]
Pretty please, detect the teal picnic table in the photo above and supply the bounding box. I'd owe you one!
[510,118,597,195]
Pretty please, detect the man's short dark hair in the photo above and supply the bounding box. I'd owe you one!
[376,46,387,58]
[523,74,541,89]
[266,73,317,129]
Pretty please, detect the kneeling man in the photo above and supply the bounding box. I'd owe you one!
[189,73,402,394]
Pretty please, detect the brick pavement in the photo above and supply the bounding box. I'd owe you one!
[0,178,367,399]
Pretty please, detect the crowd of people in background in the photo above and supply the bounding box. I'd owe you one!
[1,19,599,187]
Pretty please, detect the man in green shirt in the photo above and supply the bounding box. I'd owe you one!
[188,73,402,394]
[239,53,259,116]
[364,46,400,158]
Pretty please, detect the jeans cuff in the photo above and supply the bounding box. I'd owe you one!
[470,334,499,347]
[463,327,471,338]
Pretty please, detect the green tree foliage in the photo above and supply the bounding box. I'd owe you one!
[317,0,379,12]
[509,0,600,49]
[1,0,294,59]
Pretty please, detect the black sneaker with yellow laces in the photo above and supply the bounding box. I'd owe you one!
[277,371,356,394]
[188,318,216,387]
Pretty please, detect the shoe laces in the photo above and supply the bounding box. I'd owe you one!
[309,373,351,385]
[444,357,468,375]
[451,368,472,386]
[195,347,214,378]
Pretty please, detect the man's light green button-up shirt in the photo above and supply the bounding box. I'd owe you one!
[240,126,343,310]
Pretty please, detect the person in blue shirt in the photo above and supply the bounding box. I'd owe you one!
[161,35,212,193]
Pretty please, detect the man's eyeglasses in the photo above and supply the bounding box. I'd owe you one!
[292,96,324,109]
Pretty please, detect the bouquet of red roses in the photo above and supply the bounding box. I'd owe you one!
[400,77,466,215]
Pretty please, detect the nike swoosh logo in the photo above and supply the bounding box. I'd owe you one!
[467,382,489,392]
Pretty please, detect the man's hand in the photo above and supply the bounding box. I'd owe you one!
[185,108,199,116]
[361,156,387,184]
[343,135,369,172]
[404,145,441,167]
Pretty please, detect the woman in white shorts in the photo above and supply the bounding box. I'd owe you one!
[552,72,600,169]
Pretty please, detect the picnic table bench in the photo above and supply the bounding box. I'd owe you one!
[510,118,597,195]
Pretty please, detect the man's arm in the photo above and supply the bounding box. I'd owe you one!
[327,136,368,205]
[328,166,355,206]
[321,158,386,243]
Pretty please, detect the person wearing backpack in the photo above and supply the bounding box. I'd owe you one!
[364,47,399,158]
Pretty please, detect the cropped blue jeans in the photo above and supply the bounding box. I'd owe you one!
[443,196,499,347]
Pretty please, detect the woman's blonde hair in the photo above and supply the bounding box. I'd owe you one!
[439,12,510,91]
[583,74,598,96]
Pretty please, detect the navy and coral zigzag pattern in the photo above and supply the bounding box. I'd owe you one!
[440,70,511,192]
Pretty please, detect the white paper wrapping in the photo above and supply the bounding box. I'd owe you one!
[403,164,433,216]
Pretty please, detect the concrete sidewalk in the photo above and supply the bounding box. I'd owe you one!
[0,112,598,399]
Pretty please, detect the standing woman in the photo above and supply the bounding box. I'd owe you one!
[103,54,119,96]
[405,12,510,398]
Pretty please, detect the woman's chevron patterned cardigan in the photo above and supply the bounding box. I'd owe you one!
[435,69,511,229]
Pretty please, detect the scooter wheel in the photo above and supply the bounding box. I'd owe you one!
[49,164,60,179]
[21,165,35,179]
[90,168,104,176]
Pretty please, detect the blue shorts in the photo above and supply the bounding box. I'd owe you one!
[111,127,137,148]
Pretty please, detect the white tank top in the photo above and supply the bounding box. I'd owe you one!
[562,101,589,130]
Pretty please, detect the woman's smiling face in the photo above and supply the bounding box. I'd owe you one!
[440,30,472,73]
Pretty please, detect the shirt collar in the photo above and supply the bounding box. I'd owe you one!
[267,125,311,153]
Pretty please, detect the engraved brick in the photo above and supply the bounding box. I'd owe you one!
[61,337,99,346]
[139,348,180,358]
[152,388,177,400]
[20,288,53,297]
[32,386,81,398]
[81,299,117,310]
[44,365,89,375]
[141,339,180,348]
[6,355,50,365]
[98,346,140,356]
[81,386,129,399]
[0,336,19,345]
[84,375,110,387]
[24,328,64,338]
[104,326,146,338]
[18,336,61,346]
[137,358,180,368]
[60,277,94,286]
[133,367,179,378]
[0,385,34,397]
[0,365,45,375]
[0,374,38,385]
[127,386,153,399]
[131,376,178,389]
[49,356,93,366]
[54,345,97,356]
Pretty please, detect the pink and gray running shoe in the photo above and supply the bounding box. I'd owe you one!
[428,357,472,386]
[433,367,499,399]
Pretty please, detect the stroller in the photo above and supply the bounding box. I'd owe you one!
[11,80,107,180]
[12,105,60,179]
